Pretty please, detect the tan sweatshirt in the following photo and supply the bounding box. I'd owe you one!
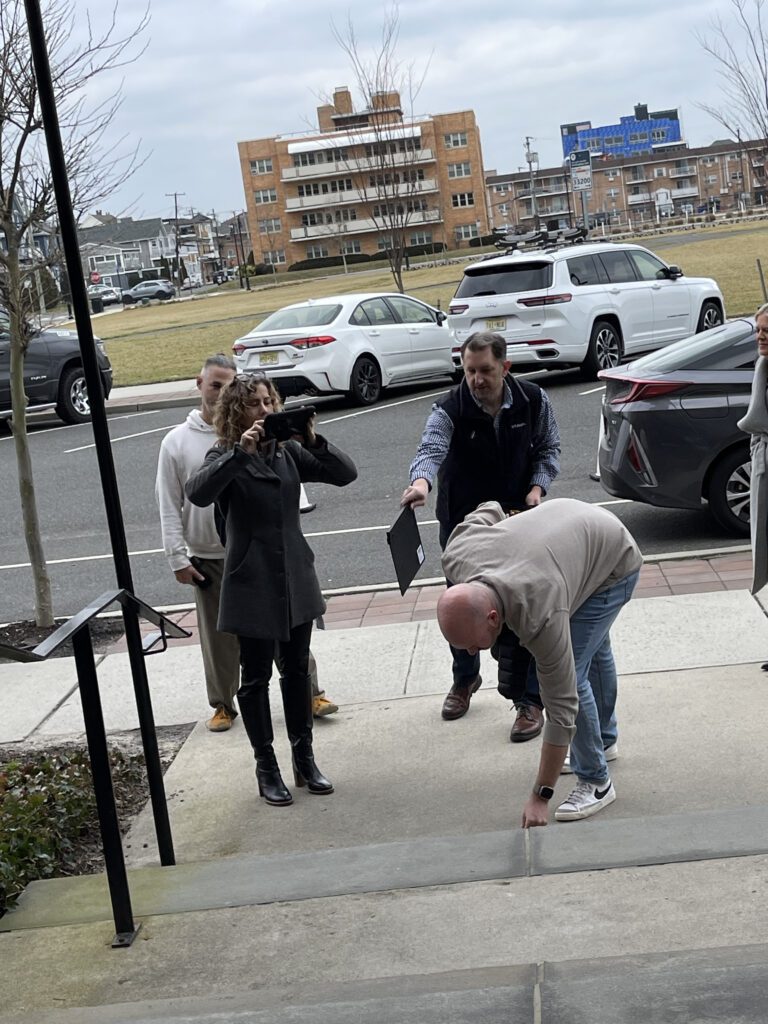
[441,499,643,746]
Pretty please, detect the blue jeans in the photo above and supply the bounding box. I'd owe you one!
[566,570,639,785]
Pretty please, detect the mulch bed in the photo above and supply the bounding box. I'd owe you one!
[0,616,125,663]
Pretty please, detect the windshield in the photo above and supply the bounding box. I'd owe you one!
[627,319,755,373]
[250,304,342,333]
[454,261,552,298]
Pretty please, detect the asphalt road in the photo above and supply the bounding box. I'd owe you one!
[0,369,748,623]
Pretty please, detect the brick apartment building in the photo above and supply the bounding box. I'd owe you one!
[237,87,490,267]
[487,138,767,234]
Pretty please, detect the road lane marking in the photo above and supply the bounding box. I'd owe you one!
[579,385,606,395]
[320,388,450,425]
[65,424,176,453]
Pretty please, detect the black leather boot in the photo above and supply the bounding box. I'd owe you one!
[238,681,292,806]
[281,671,334,795]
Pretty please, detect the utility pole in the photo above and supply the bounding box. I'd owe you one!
[525,137,539,230]
[210,208,222,275]
[233,211,251,291]
[165,191,185,294]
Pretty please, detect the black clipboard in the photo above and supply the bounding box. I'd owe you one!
[386,505,425,595]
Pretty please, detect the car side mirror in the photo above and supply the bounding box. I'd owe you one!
[665,265,684,279]
[436,310,447,325]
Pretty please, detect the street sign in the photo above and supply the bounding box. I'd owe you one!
[569,149,593,192]
[90,271,101,284]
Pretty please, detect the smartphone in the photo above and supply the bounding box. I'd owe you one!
[262,405,316,443]
[189,556,212,589]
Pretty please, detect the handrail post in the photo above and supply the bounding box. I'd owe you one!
[72,627,140,948]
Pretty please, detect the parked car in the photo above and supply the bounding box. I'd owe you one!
[231,292,452,405]
[0,309,113,425]
[597,318,756,535]
[86,284,121,306]
[447,242,725,379]
[121,280,175,303]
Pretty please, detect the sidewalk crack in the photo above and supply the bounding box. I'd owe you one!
[402,622,421,695]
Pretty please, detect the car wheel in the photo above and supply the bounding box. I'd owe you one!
[581,320,622,380]
[696,300,723,333]
[708,447,751,536]
[347,355,382,406]
[55,366,91,424]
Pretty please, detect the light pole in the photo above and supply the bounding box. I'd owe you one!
[525,137,539,230]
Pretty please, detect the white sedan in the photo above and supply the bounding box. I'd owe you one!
[231,292,453,405]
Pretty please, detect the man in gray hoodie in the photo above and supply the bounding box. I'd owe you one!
[156,354,337,732]
[438,498,642,827]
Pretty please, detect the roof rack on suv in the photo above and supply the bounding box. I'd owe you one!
[486,225,589,259]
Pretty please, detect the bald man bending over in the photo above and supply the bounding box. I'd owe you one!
[438,498,641,828]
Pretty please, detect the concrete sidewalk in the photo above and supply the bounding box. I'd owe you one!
[2,586,768,1020]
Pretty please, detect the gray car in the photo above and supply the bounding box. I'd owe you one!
[121,279,175,303]
[598,318,756,536]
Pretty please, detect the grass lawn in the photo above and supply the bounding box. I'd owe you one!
[95,224,768,387]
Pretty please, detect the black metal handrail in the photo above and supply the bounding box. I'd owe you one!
[1,591,190,948]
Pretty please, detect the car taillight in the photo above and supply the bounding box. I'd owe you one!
[517,293,572,307]
[609,379,686,405]
[232,343,245,355]
[449,303,469,314]
[290,335,336,350]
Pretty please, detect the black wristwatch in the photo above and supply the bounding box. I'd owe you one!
[533,784,555,801]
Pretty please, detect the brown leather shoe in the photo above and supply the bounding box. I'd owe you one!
[509,704,544,743]
[441,675,482,720]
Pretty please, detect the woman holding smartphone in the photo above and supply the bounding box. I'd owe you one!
[186,373,357,806]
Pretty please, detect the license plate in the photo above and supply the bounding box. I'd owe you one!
[486,318,506,331]
[259,351,278,365]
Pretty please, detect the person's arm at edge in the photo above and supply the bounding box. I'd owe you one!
[526,391,561,507]
[401,405,453,507]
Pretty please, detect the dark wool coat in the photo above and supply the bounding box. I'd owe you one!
[185,435,357,640]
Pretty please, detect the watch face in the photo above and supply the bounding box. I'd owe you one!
[537,785,555,800]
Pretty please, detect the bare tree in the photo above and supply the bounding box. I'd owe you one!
[697,0,768,141]
[0,0,147,625]
[331,6,434,292]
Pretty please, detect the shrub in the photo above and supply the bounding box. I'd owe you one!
[0,748,144,916]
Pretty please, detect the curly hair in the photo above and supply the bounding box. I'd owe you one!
[213,373,283,449]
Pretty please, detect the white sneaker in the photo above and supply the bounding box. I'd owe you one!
[555,779,616,822]
[560,742,618,775]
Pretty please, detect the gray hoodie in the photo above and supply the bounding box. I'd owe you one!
[442,499,642,746]
[155,410,223,571]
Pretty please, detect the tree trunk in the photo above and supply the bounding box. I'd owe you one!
[7,264,54,627]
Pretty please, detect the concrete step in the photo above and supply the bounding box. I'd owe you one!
[4,804,768,933]
[5,946,768,1023]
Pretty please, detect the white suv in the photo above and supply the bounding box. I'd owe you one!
[447,242,725,378]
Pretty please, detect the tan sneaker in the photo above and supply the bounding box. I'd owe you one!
[206,704,234,732]
[312,695,339,718]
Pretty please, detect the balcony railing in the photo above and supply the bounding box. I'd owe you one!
[284,179,438,211]
[627,192,652,204]
[670,166,697,177]
[673,185,699,198]
[280,149,435,181]
[289,208,442,240]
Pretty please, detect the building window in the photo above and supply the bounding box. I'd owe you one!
[306,245,329,259]
[452,192,475,207]
[654,167,666,177]
[702,157,716,167]
[675,179,693,189]
[604,135,623,147]
[454,223,479,241]
[377,236,393,251]
[448,161,471,178]
[587,139,601,151]
[263,249,285,265]
[444,131,468,148]
[293,152,317,167]
[606,188,619,198]
[651,129,667,142]
[629,132,649,143]
[731,171,743,182]
[254,188,277,204]
[409,231,433,245]
[498,203,508,215]
[605,170,619,180]
[341,240,361,255]
[258,218,281,234]
[706,174,718,184]
[250,158,273,174]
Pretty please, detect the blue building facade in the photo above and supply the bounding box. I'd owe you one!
[561,104,682,160]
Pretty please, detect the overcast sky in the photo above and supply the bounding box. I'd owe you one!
[79,0,741,223]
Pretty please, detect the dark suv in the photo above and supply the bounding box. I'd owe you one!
[0,310,113,425]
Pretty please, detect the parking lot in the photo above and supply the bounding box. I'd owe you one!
[0,367,748,625]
